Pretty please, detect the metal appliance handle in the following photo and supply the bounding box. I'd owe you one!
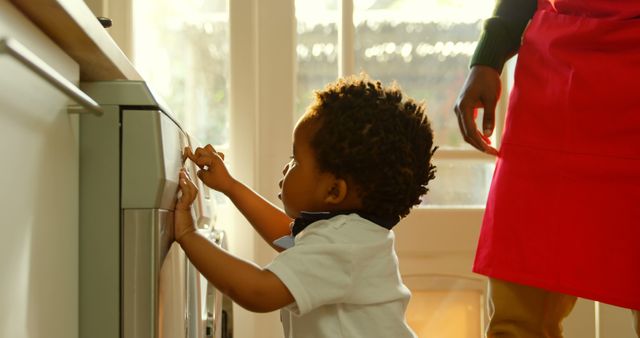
[0,37,103,116]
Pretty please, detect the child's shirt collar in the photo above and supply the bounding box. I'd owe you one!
[273,211,399,250]
[291,210,399,237]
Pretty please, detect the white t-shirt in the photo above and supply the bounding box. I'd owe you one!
[266,213,417,338]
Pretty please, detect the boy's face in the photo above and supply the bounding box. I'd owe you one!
[278,118,333,218]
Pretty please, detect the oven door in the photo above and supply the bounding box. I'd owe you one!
[159,240,190,338]
[123,209,206,338]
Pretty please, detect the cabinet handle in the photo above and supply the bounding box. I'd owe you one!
[0,37,103,116]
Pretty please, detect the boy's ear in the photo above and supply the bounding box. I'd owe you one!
[324,178,348,205]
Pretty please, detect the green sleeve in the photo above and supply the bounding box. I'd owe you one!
[470,0,537,73]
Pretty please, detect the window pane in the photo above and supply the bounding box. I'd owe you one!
[296,0,496,207]
[133,0,230,146]
[353,0,496,207]
[295,0,339,122]
[353,0,495,149]
[423,159,494,206]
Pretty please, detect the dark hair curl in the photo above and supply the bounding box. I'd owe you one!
[305,74,437,222]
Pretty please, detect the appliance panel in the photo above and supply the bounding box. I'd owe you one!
[159,242,189,338]
[122,209,174,338]
[187,260,204,338]
[122,109,188,209]
[79,80,231,338]
[79,105,122,338]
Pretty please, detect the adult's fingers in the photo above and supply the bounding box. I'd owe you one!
[455,101,485,153]
[462,107,486,150]
[465,113,498,155]
[455,104,498,156]
[482,99,497,138]
[472,105,499,155]
[455,107,480,151]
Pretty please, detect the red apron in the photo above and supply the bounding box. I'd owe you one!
[474,0,640,310]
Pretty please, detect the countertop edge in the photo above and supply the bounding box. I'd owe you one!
[9,0,142,81]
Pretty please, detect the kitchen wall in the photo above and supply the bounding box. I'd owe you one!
[0,3,80,338]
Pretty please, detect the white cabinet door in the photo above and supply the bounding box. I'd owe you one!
[0,3,80,338]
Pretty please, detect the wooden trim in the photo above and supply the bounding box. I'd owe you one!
[10,0,141,81]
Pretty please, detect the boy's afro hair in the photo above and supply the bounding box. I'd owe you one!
[306,74,437,222]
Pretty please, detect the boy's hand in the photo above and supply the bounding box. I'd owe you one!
[184,145,235,194]
[175,168,198,243]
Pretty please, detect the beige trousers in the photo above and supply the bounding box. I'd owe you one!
[487,278,640,338]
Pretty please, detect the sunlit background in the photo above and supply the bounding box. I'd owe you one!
[132,0,498,207]
[133,0,229,146]
[132,1,495,336]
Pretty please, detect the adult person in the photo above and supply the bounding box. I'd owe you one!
[454,0,640,337]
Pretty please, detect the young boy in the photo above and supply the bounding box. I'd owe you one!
[175,74,437,337]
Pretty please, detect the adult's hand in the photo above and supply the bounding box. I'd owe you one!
[453,65,501,156]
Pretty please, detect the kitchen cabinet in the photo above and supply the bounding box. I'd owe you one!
[0,2,80,338]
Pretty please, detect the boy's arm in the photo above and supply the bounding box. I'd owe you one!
[223,179,293,252]
[186,145,292,252]
[175,169,294,312]
[179,231,294,312]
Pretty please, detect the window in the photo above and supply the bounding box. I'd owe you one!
[296,0,498,207]
[132,0,230,146]
[295,1,339,122]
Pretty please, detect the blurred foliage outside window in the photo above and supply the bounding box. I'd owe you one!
[296,0,496,206]
[133,0,229,146]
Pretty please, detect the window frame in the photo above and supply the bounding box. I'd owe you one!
[336,0,509,209]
